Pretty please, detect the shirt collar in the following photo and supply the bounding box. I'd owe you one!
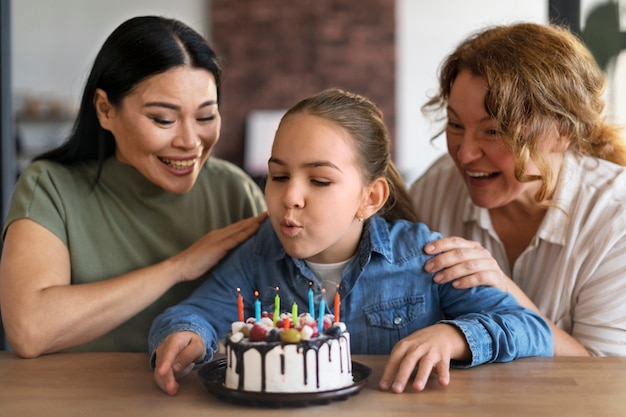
[536,152,579,245]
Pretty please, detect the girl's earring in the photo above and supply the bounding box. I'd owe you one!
[356,214,364,222]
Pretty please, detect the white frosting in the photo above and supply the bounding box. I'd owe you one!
[225,332,352,393]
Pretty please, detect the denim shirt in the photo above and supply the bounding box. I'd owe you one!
[149,216,553,366]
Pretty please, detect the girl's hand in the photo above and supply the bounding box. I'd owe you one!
[379,324,468,393]
[153,331,206,395]
[423,236,510,292]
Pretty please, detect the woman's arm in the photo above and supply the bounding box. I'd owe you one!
[423,236,589,356]
[0,213,266,357]
[500,280,589,356]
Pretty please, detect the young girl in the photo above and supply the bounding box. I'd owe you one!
[149,88,552,395]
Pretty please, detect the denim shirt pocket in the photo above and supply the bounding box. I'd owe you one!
[363,295,426,354]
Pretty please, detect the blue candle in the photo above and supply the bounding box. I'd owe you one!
[254,290,261,322]
[318,289,326,333]
[308,283,315,317]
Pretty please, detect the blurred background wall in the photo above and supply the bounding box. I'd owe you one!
[5,0,625,208]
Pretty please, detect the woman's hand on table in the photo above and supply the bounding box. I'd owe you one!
[423,236,511,292]
[379,324,469,393]
[153,331,206,395]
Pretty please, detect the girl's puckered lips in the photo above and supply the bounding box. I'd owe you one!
[279,218,302,237]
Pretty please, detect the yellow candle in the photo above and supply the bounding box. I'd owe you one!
[273,287,280,327]
[292,302,298,326]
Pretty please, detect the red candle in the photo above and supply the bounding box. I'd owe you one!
[237,287,244,322]
[284,316,291,330]
[334,284,341,323]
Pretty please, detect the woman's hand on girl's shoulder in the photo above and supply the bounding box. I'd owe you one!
[423,236,510,292]
[169,212,268,283]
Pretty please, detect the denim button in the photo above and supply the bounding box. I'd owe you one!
[393,316,402,325]
[340,283,347,291]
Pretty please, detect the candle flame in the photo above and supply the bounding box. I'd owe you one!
[236,287,241,293]
[254,290,259,297]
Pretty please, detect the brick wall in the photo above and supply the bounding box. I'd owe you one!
[211,0,396,169]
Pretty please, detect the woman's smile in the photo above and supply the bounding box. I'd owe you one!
[157,156,199,174]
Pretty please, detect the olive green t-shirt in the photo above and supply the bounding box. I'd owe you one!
[3,156,267,352]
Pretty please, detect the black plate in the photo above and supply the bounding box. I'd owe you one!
[198,358,372,408]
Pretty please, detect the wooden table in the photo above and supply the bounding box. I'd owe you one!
[1,352,625,417]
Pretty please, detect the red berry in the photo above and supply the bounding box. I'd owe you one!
[323,317,332,331]
[303,323,319,338]
[248,323,268,342]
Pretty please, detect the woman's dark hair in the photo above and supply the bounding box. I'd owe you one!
[280,88,419,223]
[35,16,222,183]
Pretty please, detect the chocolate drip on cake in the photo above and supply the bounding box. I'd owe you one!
[226,334,349,392]
[339,341,352,374]
[280,353,285,375]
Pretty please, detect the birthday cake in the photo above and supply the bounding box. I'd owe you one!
[224,312,352,393]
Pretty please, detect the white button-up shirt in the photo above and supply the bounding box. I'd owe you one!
[410,152,626,356]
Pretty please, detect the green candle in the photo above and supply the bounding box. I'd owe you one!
[291,302,298,325]
[273,287,280,327]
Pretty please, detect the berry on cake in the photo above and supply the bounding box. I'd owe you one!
[224,305,352,393]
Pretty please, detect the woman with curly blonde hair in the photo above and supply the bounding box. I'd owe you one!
[410,22,626,357]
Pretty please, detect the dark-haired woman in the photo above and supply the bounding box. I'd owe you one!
[0,16,266,357]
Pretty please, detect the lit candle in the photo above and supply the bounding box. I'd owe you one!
[334,284,341,323]
[254,290,261,322]
[318,288,326,333]
[237,288,244,322]
[292,302,298,327]
[308,282,314,317]
[273,287,280,327]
